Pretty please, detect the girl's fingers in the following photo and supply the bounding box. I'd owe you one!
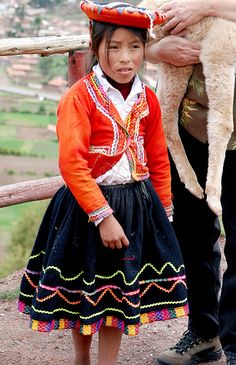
[121,236,129,247]
[102,240,109,248]
[102,236,129,249]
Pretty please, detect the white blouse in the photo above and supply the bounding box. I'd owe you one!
[94,64,143,186]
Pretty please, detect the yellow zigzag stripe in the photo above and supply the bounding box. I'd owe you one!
[20,292,33,298]
[42,266,84,281]
[31,298,187,319]
[34,262,185,285]
[29,250,45,260]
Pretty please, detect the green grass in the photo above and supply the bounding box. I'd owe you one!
[0,139,58,158]
[0,92,58,115]
[21,99,57,114]
[30,140,58,158]
[0,203,36,234]
[0,288,20,302]
[0,124,17,138]
[0,203,35,277]
[0,118,58,158]
[0,201,48,279]
[0,111,56,128]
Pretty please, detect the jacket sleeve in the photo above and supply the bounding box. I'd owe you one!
[144,88,172,210]
[56,89,113,222]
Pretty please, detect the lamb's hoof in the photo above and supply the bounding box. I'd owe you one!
[206,195,222,216]
[185,182,204,199]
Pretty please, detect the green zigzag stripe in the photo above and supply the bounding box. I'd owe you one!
[36,262,185,285]
[92,262,185,286]
[28,252,185,285]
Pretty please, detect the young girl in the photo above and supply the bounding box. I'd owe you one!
[18,1,188,364]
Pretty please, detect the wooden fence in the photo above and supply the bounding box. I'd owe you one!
[0,34,92,208]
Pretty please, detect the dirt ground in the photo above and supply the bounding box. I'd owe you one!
[0,238,227,365]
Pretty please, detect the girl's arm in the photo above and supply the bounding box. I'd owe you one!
[159,0,236,34]
[57,90,113,223]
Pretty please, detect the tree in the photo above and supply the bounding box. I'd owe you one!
[38,55,67,83]
[15,5,26,20]
[32,15,42,36]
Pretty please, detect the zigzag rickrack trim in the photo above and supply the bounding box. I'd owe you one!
[24,260,186,284]
[18,302,189,335]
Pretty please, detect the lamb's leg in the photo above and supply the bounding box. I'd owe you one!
[203,62,235,216]
[158,63,204,199]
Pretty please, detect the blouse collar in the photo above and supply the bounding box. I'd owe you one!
[92,64,143,100]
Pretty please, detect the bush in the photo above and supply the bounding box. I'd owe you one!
[0,201,48,277]
[38,105,46,115]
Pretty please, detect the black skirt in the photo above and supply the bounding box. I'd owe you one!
[18,179,188,335]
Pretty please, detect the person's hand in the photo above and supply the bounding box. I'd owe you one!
[98,215,129,249]
[159,0,209,34]
[146,35,201,66]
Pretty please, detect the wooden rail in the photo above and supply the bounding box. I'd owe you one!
[0,34,90,56]
[0,177,64,208]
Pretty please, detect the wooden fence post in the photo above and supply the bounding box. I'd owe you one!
[68,49,94,86]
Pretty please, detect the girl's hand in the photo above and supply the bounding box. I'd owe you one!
[98,215,129,249]
[159,0,209,34]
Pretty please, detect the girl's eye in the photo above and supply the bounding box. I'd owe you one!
[109,45,118,49]
[132,44,141,49]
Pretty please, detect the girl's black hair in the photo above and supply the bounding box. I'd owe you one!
[90,20,148,66]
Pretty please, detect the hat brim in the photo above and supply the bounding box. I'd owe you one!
[80,1,166,29]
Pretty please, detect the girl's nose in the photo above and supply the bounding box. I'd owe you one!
[120,49,131,63]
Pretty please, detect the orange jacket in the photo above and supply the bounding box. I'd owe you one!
[57,71,171,222]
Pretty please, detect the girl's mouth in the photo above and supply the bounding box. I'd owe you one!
[118,68,132,73]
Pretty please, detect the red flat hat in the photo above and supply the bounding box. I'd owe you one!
[80,0,166,29]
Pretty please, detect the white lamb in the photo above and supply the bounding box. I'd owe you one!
[139,0,236,216]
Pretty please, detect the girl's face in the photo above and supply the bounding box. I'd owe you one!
[97,27,145,84]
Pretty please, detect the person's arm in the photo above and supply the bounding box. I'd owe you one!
[145,35,201,66]
[145,0,236,66]
[159,0,236,34]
